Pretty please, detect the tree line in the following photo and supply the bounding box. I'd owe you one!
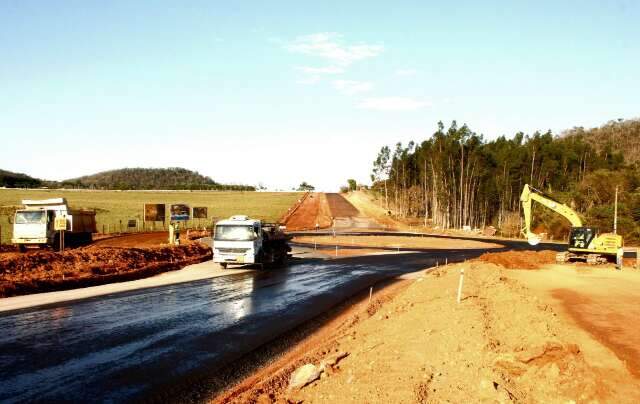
[371,118,640,241]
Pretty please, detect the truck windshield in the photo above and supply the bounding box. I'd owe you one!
[15,211,46,224]
[215,225,256,241]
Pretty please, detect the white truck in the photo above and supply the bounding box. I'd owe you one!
[11,198,96,250]
[213,215,291,269]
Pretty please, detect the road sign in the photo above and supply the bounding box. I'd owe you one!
[54,216,67,231]
[144,204,166,222]
[170,204,191,221]
[193,207,208,219]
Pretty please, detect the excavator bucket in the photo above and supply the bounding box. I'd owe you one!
[527,234,541,246]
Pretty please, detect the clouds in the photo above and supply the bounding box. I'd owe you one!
[333,80,373,95]
[286,32,383,66]
[286,33,382,87]
[358,97,431,111]
[285,33,428,111]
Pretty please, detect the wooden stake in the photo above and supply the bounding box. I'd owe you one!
[369,286,373,303]
[457,268,465,304]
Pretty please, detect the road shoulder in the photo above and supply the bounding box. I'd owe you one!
[215,259,640,403]
[0,260,253,313]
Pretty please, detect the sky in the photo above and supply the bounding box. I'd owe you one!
[1,1,639,191]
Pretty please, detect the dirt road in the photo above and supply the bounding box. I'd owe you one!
[91,232,170,247]
[294,234,501,250]
[507,265,640,378]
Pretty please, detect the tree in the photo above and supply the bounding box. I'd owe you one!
[347,179,357,191]
[372,146,391,209]
[297,182,315,191]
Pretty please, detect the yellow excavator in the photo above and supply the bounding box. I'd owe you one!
[520,184,623,265]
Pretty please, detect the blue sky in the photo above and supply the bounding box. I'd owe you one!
[1,1,639,190]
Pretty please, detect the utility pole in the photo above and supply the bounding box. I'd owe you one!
[614,186,619,235]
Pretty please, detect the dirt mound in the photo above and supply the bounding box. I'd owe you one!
[478,250,557,269]
[282,193,332,231]
[0,242,211,297]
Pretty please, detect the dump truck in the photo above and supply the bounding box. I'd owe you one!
[213,215,292,269]
[520,184,623,265]
[11,198,96,250]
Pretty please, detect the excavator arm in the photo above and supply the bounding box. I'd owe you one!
[520,184,582,245]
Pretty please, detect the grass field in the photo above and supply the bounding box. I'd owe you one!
[0,189,301,244]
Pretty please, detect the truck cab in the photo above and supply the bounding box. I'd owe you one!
[213,215,263,268]
[213,215,291,269]
[12,209,52,246]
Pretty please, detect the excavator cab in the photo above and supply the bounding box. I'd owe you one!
[568,227,597,249]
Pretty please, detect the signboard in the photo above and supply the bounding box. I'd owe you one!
[54,216,68,231]
[127,219,137,228]
[144,204,166,222]
[170,204,191,221]
[193,207,208,219]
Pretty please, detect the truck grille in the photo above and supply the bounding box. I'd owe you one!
[217,247,249,255]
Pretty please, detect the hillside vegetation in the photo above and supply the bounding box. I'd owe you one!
[564,119,640,165]
[0,167,255,191]
[63,167,254,191]
[371,118,640,242]
[0,170,42,188]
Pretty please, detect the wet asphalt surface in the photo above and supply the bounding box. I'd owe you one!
[0,235,561,403]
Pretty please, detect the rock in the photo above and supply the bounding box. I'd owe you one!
[493,354,528,376]
[288,364,322,390]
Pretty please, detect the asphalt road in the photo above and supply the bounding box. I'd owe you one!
[0,237,558,403]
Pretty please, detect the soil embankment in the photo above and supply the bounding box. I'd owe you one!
[281,193,332,231]
[216,251,640,403]
[0,242,211,297]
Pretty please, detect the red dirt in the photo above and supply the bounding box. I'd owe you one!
[325,193,360,217]
[552,289,640,378]
[282,193,332,231]
[478,250,557,269]
[0,242,211,297]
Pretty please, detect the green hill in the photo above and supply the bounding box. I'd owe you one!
[63,167,255,191]
[0,169,42,188]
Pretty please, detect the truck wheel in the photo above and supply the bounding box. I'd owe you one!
[18,245,27,253]
[256,250,265,269]
[221,263,228,269]
[277,252,288,267]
